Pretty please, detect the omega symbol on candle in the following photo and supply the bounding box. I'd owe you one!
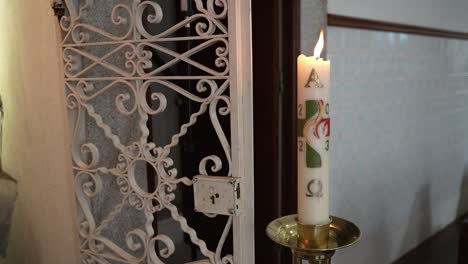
[306,179,323,197]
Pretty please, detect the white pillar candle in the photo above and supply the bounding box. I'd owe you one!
[297,31,331,225]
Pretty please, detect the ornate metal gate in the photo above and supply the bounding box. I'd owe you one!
[58,0,254,263]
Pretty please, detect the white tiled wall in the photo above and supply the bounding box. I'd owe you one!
[328,27,468,263]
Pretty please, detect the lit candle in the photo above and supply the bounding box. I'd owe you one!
[297,31,331,225]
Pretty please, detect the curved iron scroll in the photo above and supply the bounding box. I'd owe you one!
[59,1,235,263]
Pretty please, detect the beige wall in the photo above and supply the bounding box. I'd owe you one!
[0,0,79,263]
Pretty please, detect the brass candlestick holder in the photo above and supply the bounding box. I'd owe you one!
[266,215,361,264]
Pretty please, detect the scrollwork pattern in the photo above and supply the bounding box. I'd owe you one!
[61,0,235,263]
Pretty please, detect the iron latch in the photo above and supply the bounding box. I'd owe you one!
[193,176,241,216]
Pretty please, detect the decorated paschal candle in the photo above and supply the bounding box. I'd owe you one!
[297,31,331,225]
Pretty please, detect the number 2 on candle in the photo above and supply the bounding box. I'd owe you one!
[299,139,304,152]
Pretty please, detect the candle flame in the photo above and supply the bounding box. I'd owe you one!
[313,30,324,58]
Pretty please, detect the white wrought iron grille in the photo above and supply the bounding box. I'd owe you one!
[59,0,243,263]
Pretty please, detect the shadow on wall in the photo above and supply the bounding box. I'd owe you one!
[399,184,432,257]
[367,198,392,263]
[457,165,468,217]
[395,165,468,264]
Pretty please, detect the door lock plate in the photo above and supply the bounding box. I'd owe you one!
[193,176,240,216]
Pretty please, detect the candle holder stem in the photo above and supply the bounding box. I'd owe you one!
[292,249,334,264]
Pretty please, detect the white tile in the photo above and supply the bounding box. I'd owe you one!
[327,27,468,264]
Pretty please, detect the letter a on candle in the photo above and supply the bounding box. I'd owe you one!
[304,68,324,88]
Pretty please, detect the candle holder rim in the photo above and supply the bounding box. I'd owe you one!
[266,214,361,252]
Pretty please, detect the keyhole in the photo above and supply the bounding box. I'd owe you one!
[210,193,220,204]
